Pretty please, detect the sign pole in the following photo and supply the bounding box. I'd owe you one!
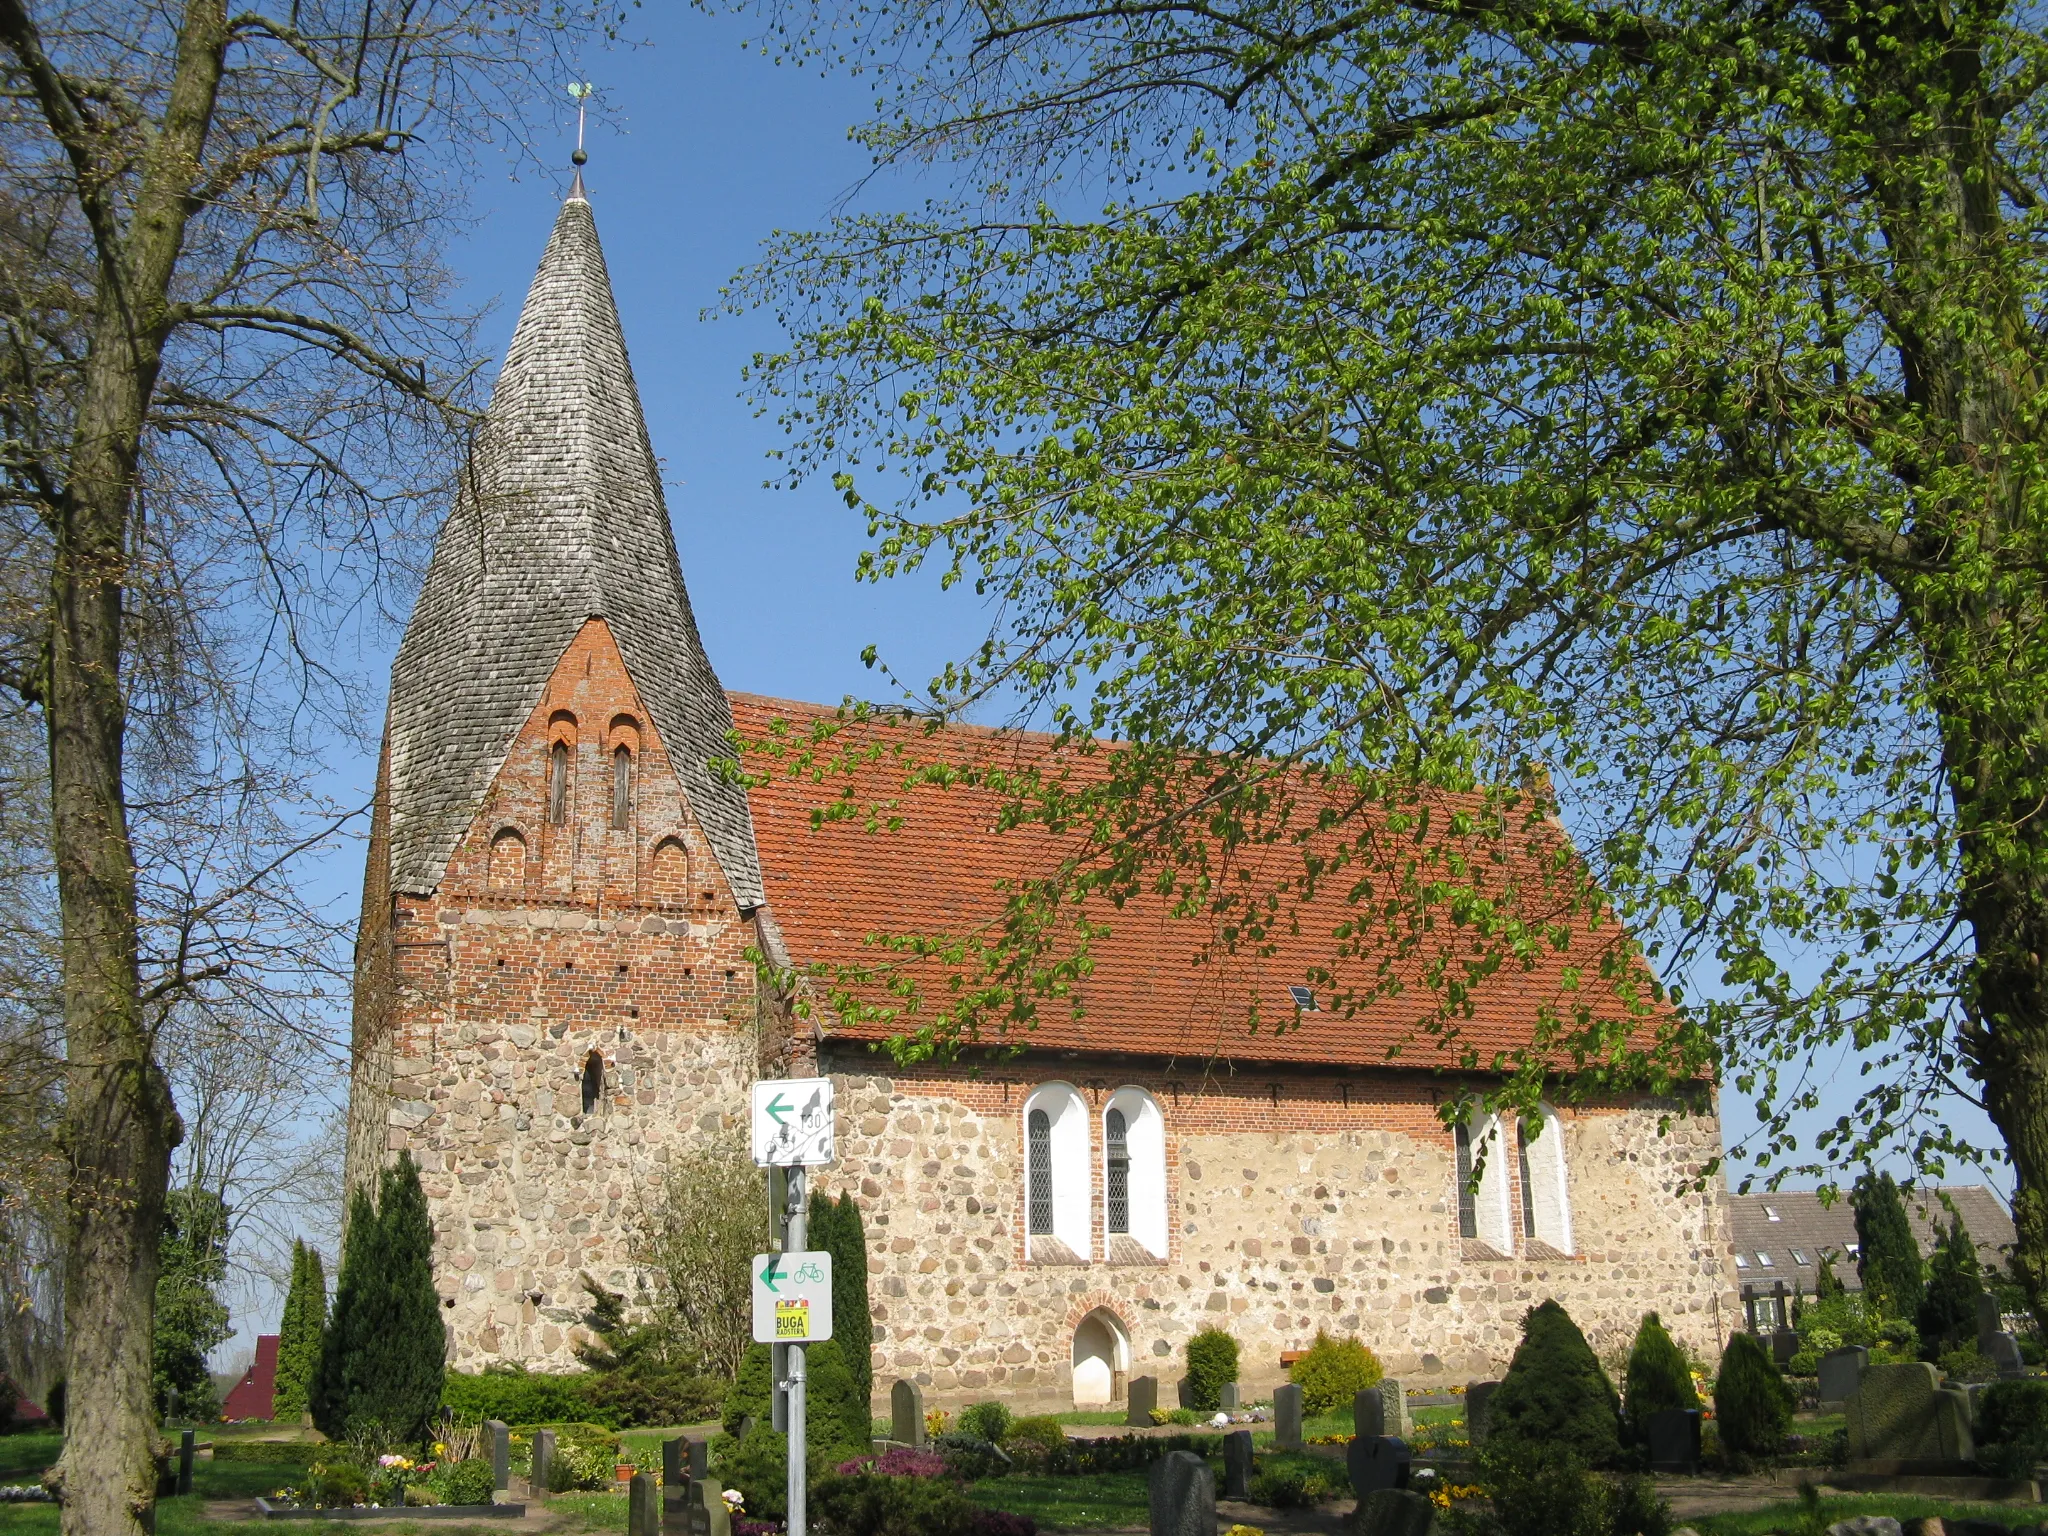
[785,1163,808,1536]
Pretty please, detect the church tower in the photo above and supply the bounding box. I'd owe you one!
[345,183,771,1368]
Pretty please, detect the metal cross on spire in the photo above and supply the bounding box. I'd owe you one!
[567,82,594,197]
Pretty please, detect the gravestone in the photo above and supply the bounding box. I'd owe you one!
[1356,1386,1388,1439]
[891,1379,927,1446]
[1222,1431,1253,1500]
[531,1430,555,1497]
[1846,1362,1974,1463]
[1989,1332,2028,1380]
[685,1439,709,1483]
[1979,1292,2004,1351]
[1127,1374,1159,1428]
[1347,1435,1413,1498]
[1355,1487,1438,1536]
[486,1420,510,1491]
[1819,1346,1869,1405]
[691,1479,732,1536]
[1646,1408,1702,1475]
[177,1430,194,1496]
[628,1472,660,1536]
[1379,1380,1411,1439]
[1177,1375,1196,1409]
[1147,1448,1215,1536]
[1773,1328,1800,1368]
[1219,1382,1241,1411]
[1274,1382,1305,1450]
[660,1437,685,1509]
[1465,1381,1500,1444]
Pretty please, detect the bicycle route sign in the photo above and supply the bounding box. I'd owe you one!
[751,1250,834,1344]
[750,1076,836,1167]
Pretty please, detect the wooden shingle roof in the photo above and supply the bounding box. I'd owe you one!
[382,191,762,905]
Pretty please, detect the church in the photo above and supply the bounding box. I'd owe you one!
[343,179,1740,1412]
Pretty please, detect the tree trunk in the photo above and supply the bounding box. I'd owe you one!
[20,4,231,1531]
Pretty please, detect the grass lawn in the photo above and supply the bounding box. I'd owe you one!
[970,1470,1152,1529]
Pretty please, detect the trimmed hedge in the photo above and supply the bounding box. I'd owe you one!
[443,1368,618,1430]
[1183,1329,1240,1413]
[209,1441,318,1463]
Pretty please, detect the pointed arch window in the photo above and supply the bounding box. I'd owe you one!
[549,741,571,825]
[1455,1121,1478,1239]
[1022,1083,1090,1260]
[1455,1105,1514,1251]
[1103,1088,1167,1258]
[1520,1103,1574,1253]
[611,745,632,830]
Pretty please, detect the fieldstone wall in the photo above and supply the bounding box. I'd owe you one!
[825,1060,1735,1411]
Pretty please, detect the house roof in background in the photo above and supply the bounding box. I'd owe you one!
[1725,1186,2015,1291]
[736,694,1684,1072]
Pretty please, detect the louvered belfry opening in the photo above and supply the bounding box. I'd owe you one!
[1027,1108,1053,1235]
[1455,1120,1478,1239]
[611,744,632,830]
[1105,1107,1131,1235]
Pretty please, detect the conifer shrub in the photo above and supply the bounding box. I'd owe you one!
[312,1154,446,1443]
[1487,1300,1622,1467]
[958,1401,1012,1443]
[273,1240,327,1423]
[1183,1328,1240,1412]
[1622,1312,1698,1441]
[1287,1331,1383,1415]
[1977,1378,2048,1478]
[720,1338,868,1457]
[819,1193,875,1413]
[725,1342,774,1437]
[444,1365,615,1429]
[1917,1214,1982,1359]
[1713,1332,1793,1460]
[1853,1171,1926,1320]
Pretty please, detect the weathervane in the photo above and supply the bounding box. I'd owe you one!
[567,81,593,191]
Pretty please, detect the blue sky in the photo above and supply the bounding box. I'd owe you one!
[243,0,2006,1358]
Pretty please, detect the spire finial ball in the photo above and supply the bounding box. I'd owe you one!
[572,148,587,166]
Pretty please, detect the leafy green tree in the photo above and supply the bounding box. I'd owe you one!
[152,1188,230,1421]
[1621,1312,1697,1443]
[745,0,2048,1333]
[313,1155,444,1443]
[272,1240,326,1424]
[1855,1173,1927,1321]
[1486,1301,1621,1466]
[1919,1213,1984,1359]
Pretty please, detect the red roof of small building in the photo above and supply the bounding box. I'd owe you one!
[733,695,1685,1073]
[221,1335,279,1421]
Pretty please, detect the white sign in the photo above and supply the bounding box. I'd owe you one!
[751,1250,834,1344]
[750,1077,835,1167]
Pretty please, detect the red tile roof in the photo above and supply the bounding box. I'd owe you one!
[221,1334,279,1422]
[732,694,1687,1074]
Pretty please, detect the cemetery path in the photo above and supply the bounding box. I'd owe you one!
[1661,1471,1819,1520]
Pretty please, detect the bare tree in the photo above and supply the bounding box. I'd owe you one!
[0,5,629,1530]
[635,1140,769,1380]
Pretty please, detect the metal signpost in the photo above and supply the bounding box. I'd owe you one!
[751,1078,837,1536]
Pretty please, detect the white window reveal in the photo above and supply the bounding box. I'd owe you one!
[1023,1083,1091,1261]
[1456,1104,1515,1253]
[1103,1087,1167,1258]
[1518,1103,1574,1254]
[1735,1253,1751,1269]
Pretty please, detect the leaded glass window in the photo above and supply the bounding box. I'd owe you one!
[1521,1122,1543,1239]
[1105,1107,1130,1234]
[1027,1108,1053,1234]
[1455,1120,1477,1239]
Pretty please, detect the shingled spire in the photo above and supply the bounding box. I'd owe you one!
[381,188,763,906]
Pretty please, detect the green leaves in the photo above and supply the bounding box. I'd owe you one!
[737,0,2048,1197]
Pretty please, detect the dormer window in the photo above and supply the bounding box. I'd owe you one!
[612,745,632,830]
[549,741,570,825]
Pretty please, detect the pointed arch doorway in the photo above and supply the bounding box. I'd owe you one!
[1071,1308,1131,1407]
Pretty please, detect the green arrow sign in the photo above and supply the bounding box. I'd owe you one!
[759,1255,783,1293]
[765,1093,792,1128]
